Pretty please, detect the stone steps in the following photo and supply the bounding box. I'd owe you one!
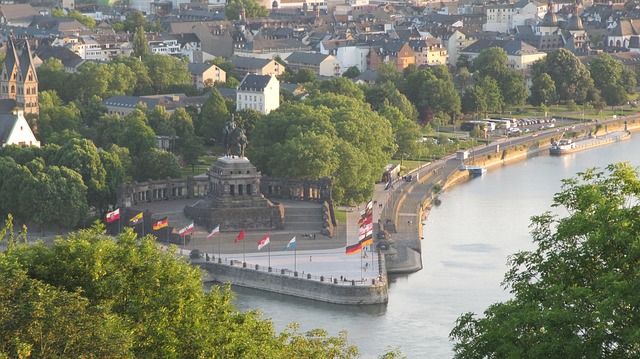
[284,205,324,231]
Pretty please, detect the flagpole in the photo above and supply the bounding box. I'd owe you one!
[218,235,221,260]
[294,245,297,272]
[360,246,364,279]
[243,238,246,263]
[267,242,271,268]
[118,209,121,234]
[182,234,185,254]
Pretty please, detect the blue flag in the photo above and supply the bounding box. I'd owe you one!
[284,236,296,250]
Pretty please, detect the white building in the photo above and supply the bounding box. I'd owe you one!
[0,109,40,147]
[236,74,279,114]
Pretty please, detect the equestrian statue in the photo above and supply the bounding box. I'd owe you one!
[222,115,248,157]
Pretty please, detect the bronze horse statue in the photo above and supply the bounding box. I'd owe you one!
[222,116,248,157]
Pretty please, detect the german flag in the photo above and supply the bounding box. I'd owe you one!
[359,236,373,247]
[345,242,362,255]
[153,217,168,230]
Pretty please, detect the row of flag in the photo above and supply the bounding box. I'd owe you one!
[346,200,374,255]
[105,209,297,250]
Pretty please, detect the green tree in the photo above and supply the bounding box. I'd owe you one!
[135,149,182,181]
[122,10,147,32]
[0,223,358,358]
[177,134,205,173]
[36,58,69,97]
[147,105,174,136]
[208,57,241,82]
[37,98,82,142]
[401,67,460,122]
[112,56,153,95]
[498,70,527,107]
[378,102,421,158]
[170,107,195,139]
[363,82,418,121]
[118,110,156,158]
[132,26,148,58]
[105,62,137,97]
[342,66,361,78]
[50,138,107,211]
[538,49,595,104]
[143,54,190,93]
[250,93,395,204]
[308,77,366,102]
[589,54,637,106]
[68,10,96,28]
[197,88,230,147]
[529,73,557,106]
[98,149,126,211]
[472,47,508,79]
[376,61,403,86]
[450,163,640,358]
[234,108,263,138]
[295,68,317,84]
[225,0,268,20]
[475,76,503,114]
[74,62,111,101]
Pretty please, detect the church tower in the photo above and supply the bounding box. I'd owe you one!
[0,37,39,115]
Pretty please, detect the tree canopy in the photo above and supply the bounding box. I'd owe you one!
[0,221,358,358]
[533,49,596,104]
[450,162,640,358]
[248,92,396,204]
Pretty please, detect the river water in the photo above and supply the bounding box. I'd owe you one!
[231,134,640,358]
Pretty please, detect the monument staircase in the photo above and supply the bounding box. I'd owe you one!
[281,201,325,232]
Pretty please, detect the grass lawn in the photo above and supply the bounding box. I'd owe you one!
[334,208,347,224]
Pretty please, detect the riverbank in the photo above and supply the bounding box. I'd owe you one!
[385,116,640,276]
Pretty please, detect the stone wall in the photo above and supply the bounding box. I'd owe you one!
[117,176,208,207]
[184,203,285,230]
[195,256,388,305]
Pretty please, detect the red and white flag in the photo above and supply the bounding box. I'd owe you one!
[207,225,220,239]
[257,233,270,251]
[106,208,120,223]
[234,229,245,244]
[179,222,195,236]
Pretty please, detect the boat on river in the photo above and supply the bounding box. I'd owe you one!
[550,131,631,155]
[458,165,487,175]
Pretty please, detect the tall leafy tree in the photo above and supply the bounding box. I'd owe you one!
[118,109,156,158]
[589,54,637,106]
[472,47,508,79]
[135,149,182,181]
[537,49,595,104]
[197,88,230,147]
[529,73,557,107]
[36,58,69,98]
[250,93,395,204]
[50,138,107,210]
[451,163,640,358]
[143,54,190,93]
[112,56,153,95]
[132,26,148,58]
[363,82,418,121]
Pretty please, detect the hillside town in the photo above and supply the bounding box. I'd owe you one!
[1,0,640,123]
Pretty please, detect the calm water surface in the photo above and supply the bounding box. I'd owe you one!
[232,135,640,358]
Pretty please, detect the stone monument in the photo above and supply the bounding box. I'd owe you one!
[184,117,284,231]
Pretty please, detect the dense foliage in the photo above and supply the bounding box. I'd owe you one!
[248,84,397,204]
[450,163,640,358]
[0,221,358,358]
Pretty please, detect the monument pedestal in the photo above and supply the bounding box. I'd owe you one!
[184,156,284,231]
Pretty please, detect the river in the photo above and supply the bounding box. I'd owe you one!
[230,134,640,358]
